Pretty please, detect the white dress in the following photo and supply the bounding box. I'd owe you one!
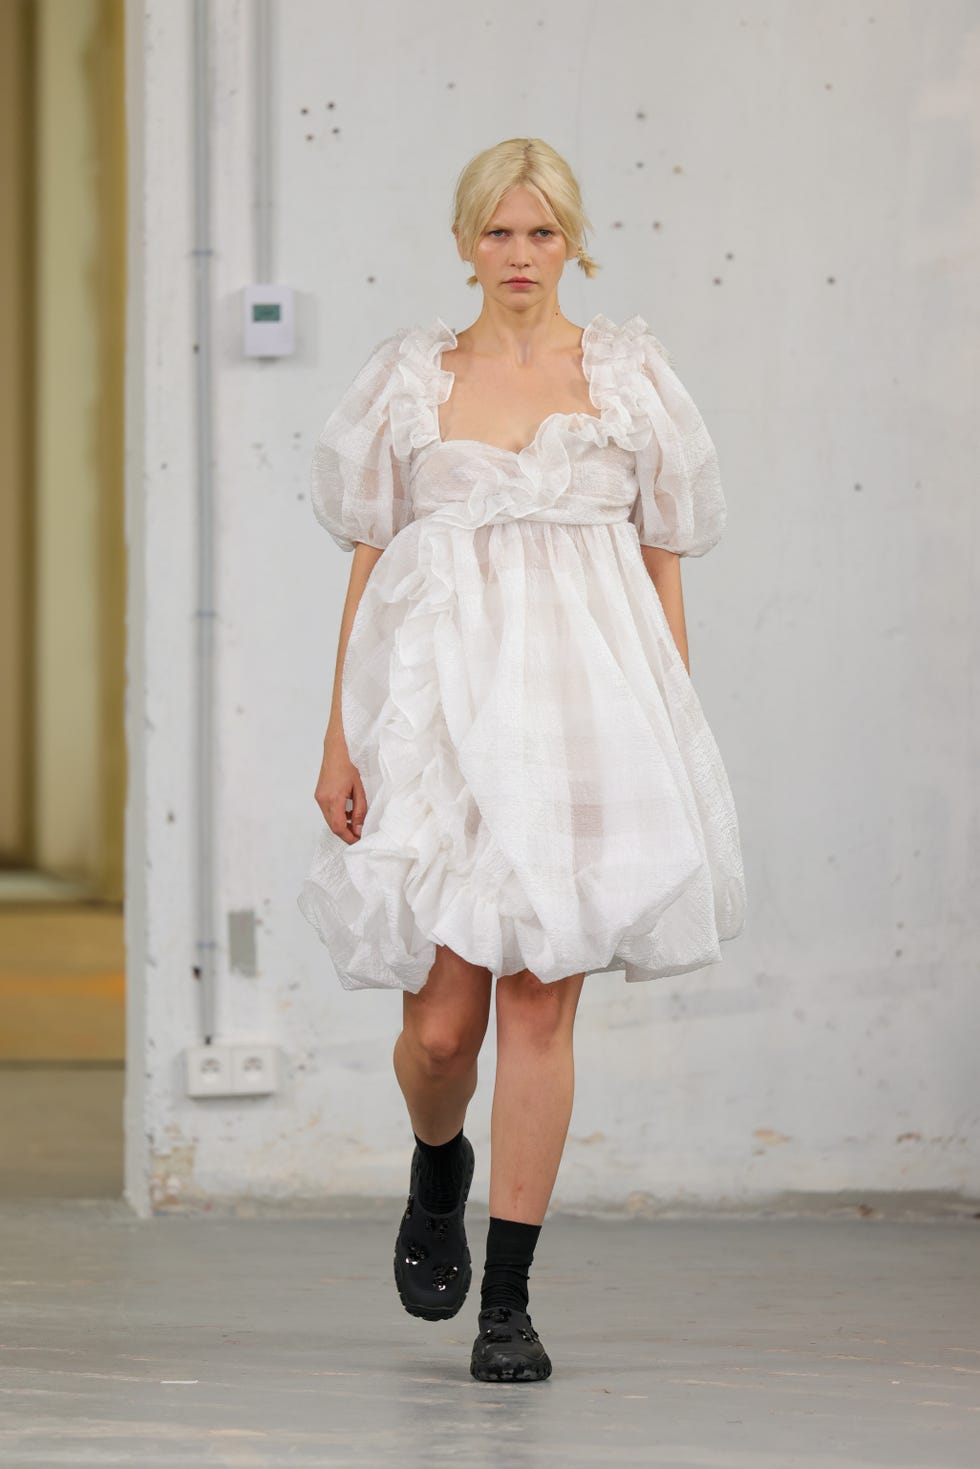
[297,312,746,992]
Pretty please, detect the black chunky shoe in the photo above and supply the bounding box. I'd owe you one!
[470,1304,553,1382]
[393,1135,474,1320]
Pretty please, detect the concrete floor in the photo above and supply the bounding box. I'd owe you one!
[0,1202,977,1467]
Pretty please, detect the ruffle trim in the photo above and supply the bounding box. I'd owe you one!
[382,313,672,537]
[388,311,670,464]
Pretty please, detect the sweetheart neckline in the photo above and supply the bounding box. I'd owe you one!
[433,314,606,459]
[433,410,605,459]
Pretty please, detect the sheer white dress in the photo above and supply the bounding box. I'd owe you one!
[297,313,746,992]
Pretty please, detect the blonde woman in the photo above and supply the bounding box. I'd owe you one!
[299,137,746,1382]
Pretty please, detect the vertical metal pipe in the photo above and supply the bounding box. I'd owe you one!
[253,0,272,282]
[192,0,216,1042]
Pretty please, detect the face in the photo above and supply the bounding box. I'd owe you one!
[459,185,573,305]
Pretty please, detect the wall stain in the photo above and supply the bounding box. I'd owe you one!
[149,1143,197,1211]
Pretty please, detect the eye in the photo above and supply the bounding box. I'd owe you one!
[537,229,554,237]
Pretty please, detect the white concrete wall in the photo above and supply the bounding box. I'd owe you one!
[125,0,980,1216]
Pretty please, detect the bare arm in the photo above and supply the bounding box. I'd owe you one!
[315,541,385,843]
[639,545,690,675]
[324,542,385,743]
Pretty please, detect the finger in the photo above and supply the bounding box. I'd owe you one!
[349,787,367,837]
[318,794,358,844]
[344,770,368,837]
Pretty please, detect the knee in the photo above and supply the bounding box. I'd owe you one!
[403,1014,483,1079]
[495,970,574,1049]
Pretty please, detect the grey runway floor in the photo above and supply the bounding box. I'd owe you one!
[0,1200,977,1468]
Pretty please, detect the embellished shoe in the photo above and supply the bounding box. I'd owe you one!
[392,1135,475,1320]
[470,1304,553,1382]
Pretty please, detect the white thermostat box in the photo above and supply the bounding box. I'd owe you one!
[243,283,295,357]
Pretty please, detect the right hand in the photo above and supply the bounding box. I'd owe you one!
[315,736,367,844]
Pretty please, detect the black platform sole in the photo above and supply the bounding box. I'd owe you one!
[470,1304,553,1381]
[470,1356,552,1382]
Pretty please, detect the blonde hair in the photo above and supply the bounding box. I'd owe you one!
[451,137,600,288]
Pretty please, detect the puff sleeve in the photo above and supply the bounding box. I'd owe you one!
[628,330,727,557]
[310,330,414,552]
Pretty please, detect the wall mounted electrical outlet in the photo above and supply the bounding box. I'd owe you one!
[231,1043,280,1096]
[184,1044,235,1098]
[184,1044,281,1098]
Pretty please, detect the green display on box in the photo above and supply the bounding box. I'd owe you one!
[252,302,281,322]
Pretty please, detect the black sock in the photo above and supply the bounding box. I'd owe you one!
[480,1215,541,1312]
[413,1127,468,1212]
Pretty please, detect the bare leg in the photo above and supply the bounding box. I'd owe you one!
[489,969,586,1223]
[392,943,492,1144]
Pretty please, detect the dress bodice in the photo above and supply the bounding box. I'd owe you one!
[310,311,727,558]
[395,316,655,533]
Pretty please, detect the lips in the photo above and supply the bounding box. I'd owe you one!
[506,278,535,284]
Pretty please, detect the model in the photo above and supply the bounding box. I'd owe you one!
[298,136,747,1383]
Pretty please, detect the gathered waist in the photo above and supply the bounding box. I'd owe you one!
[412,504,634,533]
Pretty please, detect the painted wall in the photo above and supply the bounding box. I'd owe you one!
[125,0,980,1216]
